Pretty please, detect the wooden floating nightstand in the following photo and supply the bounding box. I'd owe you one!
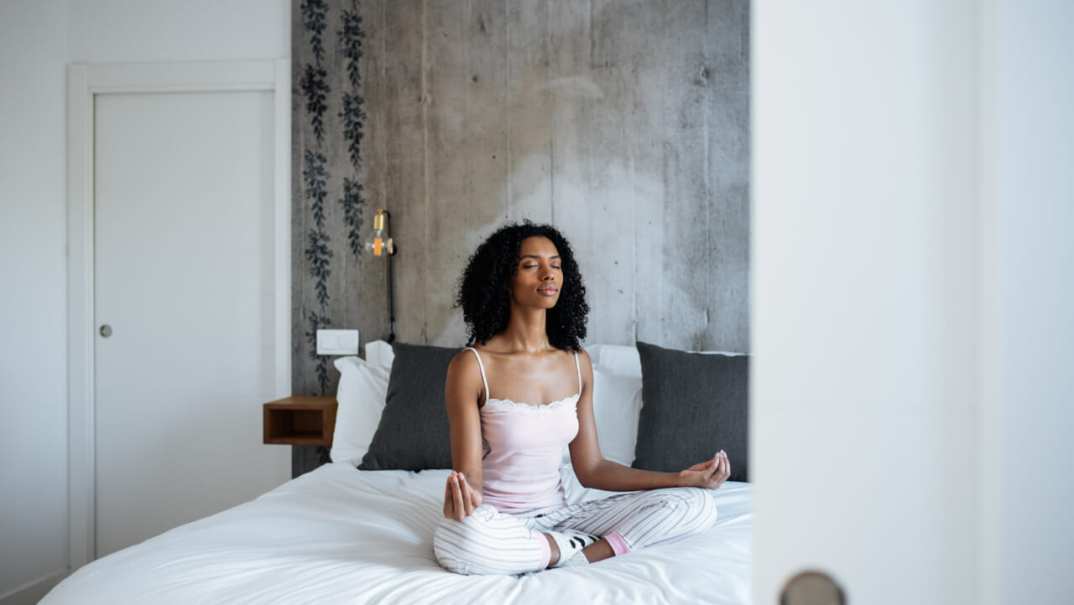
[263,395,338,447]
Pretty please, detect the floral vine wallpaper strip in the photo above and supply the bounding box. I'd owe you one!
[293,0,384,396]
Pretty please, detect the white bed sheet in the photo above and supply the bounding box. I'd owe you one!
[42,463,751,605]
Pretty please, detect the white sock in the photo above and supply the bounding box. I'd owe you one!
[548,529,598,568]
[560,550,590,566]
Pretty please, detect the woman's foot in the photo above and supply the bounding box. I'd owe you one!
[543,530,601,568]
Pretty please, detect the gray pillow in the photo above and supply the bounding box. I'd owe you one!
[631,341,749,482]
[357,342,460,471]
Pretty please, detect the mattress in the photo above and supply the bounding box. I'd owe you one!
[42,463,751,604]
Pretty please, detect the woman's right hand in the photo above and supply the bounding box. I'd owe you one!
[443,470,483,521]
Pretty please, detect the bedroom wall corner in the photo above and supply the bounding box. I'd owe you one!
[0,2,73,604]
[1,1,290,603]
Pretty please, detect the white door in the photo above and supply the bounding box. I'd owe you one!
[754,1,1074,603]
[752,2,981,604]
[93,90,289,557]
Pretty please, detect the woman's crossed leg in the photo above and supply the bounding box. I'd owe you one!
[432,487,718,576]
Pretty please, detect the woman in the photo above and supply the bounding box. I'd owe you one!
[432,221,731,576]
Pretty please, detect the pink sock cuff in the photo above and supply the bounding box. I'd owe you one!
[604,530,631,556]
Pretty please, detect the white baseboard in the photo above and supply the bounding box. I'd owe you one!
[0,569,67,605]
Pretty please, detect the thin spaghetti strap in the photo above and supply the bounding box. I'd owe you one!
[465,347,491,404]
[573,351,582,394]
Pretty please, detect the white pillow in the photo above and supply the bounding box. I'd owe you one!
[576,345,643,465]
[330,356,390,465]
[558,346,643,466]
[590,368,644,465]
[364,340,394,370]
[587,343,642,378]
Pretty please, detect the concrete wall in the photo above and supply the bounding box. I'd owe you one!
[292,0,750,395]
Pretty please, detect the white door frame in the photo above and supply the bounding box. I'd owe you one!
[64,60,292,572]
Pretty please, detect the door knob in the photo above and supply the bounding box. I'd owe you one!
[780,570,846,605]
[99,324,112,338]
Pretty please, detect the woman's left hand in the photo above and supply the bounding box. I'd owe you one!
[677,450,731,490]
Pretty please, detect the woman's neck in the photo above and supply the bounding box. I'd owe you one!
[499,305,552,353]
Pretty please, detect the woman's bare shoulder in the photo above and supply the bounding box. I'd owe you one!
[448,347,481,373]
[445,350,484,410]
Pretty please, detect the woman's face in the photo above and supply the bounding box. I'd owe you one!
[510,236,562,309]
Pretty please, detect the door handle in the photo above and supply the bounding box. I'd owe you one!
[780,570,846,605]
[99,324,113,338]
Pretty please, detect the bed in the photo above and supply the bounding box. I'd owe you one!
[41,462,751,604]
[43,341,751,603]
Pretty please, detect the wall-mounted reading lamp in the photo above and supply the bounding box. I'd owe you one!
[365,208,397,343]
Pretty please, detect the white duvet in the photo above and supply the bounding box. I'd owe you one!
[42,463,751,605]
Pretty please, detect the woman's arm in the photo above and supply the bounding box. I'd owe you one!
[578,455,729,491]
[442,351,486,519]
[569,350,730,492]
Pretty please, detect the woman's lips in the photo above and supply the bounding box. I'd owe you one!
[538,287,558,296]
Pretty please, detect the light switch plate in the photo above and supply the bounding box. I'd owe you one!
[316,329,360,355]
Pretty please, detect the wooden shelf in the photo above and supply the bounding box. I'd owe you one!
[263,395,337,447]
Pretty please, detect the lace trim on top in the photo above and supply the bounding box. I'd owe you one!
[465,346,583,414]
[481,391,581,413]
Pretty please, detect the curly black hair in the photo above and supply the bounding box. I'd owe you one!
[455,221,589,351]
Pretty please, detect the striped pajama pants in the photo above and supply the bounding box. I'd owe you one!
[432,486,719,576]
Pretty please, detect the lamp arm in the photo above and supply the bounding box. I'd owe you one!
[383,210,397,343]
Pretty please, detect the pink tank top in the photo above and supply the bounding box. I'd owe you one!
[465,347,581,516]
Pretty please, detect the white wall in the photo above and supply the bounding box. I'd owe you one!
[0,1,288,602]
[0,2,71,601]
